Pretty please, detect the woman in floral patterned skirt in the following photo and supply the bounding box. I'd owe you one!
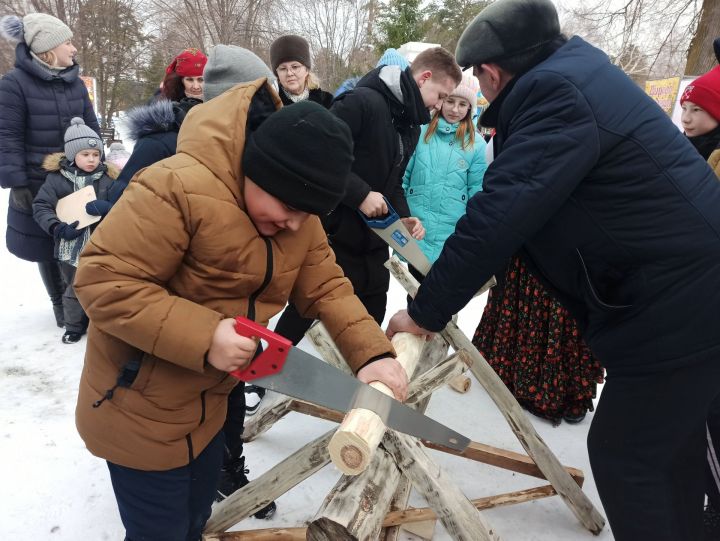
[473,256,604,424]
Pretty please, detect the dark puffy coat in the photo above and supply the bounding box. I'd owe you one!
[323,66,430,258]
[0,43,100,262]
[409,37,720,375]
[112,98,201,201]
[32,153,117,258]
[279,87,333,108]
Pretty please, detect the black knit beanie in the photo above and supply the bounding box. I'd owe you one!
[270,35,312,72]
[242,101,353,216]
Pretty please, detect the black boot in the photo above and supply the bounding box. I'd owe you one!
[215,454,277,519]
[705,501,720,541]
[38,261,65,327]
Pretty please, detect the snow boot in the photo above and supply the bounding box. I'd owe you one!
[244,384,266,416]
[215,455,276,519]
[62,331,83,344]
[705,501,720,541]
[38,261,65,327]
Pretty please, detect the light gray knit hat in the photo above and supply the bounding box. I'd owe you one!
[64,117,102,164]
[203,44,275,101]
[0,13,73,54]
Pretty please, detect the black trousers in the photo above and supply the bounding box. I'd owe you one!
[58,262,88,333]
[706,396,720,509]
[107,430,224,541]
[588,356,720,540]
[274,246,390,345]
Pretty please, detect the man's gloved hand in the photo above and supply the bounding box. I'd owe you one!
[10,187,34,211]
[53,221,84,240]
[85,200,112,217]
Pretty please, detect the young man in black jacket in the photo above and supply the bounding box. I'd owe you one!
[273,47,462,344]
[387,1,720,540]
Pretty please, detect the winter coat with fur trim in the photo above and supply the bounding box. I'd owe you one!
[111,98,201,202]
[73,79,395,471]
[32,153,117,257]
[0,43,100,261]
[409,37,720,375]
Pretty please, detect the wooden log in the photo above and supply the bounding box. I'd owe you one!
[327,333,426,475]
[386,256,606,535]
[400,520,436,539]
[382,431,501,541]
[423,440,585,486]
[449,373,471,393]
[206,429,334,532]
[306,445,404,541]
[309,335,450,541]
[204,485,560,540]
[241,390,293,443]
[203,528,306,540]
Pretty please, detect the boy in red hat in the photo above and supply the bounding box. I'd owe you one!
[680,42,720,173]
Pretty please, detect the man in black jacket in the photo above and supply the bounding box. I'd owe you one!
[273,47,462,343]
[387,1,720,539]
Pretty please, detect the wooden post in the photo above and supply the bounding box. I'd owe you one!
[308,335,454,541]
[383,431,501,541]
[327,333,425,475]
[206,429,334,532]
[386,256,606,535]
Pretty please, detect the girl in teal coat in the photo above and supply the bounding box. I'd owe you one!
[403,72,487,263]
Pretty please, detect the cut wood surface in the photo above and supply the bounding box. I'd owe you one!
[448,373,471,393]
[308,335,451,541]
[327,332,426,475]
[386,257,606,535]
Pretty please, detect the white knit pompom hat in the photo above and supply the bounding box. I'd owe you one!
[0,13,72,54]
[450,70,481,118]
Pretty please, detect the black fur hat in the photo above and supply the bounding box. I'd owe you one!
[455,0,560,68]
[270,35,312,73]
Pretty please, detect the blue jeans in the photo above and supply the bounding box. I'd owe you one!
[107,431,224,541]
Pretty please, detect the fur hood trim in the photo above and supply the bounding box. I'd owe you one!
[42,152,119,179]
[122,99,179,142]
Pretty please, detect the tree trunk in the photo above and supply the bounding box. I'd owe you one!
[684,0,720,75]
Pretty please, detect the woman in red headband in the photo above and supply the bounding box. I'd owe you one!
[161,48,208,102]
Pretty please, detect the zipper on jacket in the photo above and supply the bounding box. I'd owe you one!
[247,237,273,321]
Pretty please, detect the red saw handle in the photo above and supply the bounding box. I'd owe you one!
[230,316,292,381]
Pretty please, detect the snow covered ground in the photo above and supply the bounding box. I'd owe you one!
[0,187,613,540]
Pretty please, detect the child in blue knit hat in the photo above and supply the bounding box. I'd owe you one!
[32,117,118,344]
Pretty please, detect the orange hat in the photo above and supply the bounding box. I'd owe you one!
[166,48,207,77]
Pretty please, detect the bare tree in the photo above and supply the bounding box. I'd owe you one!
[684,0,720,75]
[76,0,148,124]
[559,0,700,82]
[291,0,371,90]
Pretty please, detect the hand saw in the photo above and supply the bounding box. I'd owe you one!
[361,199,497,293]
[231,317,469,451]
[360,199,432,275]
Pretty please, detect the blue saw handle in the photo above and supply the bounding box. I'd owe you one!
[359,197,400,229]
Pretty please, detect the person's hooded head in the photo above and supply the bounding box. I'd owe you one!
[161,48,207,101]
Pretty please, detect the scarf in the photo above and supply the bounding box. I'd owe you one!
[688,125,720,160]
[57,166,105,267]
[282,86,309,103]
